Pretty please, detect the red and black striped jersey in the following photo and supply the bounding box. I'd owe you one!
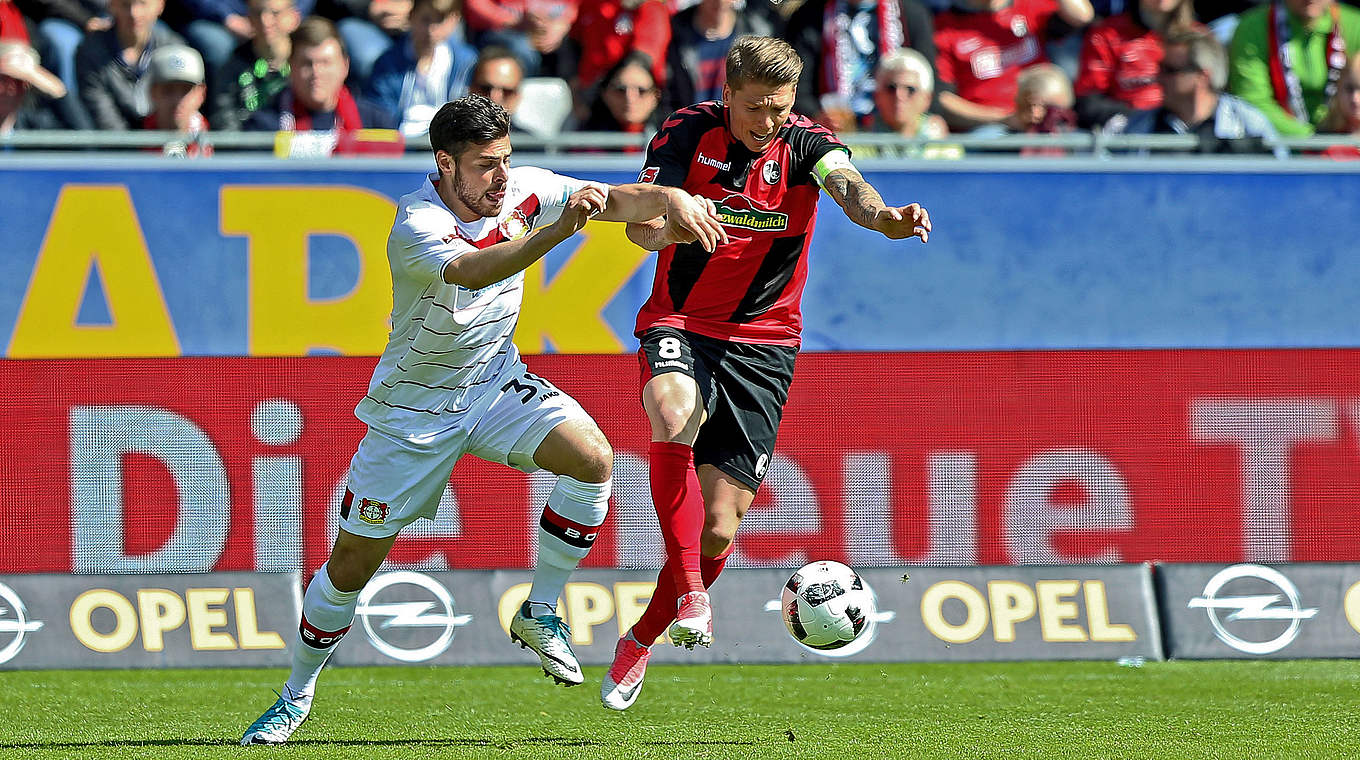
[633,100,847,346]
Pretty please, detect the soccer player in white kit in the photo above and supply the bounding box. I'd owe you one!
[242,94,727,746]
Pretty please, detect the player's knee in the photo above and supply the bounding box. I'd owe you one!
[567,429,613,483]
[648,397,701,440]
[701,522,738,556]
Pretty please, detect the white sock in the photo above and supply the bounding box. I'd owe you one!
[528,476,610,608]
[283,563,360,708]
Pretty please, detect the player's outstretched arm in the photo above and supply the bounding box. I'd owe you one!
[442,186,607,289]
[625,192,723,252]
[598,184,727,252]
[823,166,931,243]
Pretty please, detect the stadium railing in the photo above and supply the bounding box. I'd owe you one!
[3,130,1359,158]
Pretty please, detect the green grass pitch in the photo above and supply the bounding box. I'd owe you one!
[3,660,1357,759]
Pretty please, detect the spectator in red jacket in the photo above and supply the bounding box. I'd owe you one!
[1074,0,1196,128]
[934,0,1094,130]
[570,0,669,113]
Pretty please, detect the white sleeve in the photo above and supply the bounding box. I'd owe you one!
[514,165,610,227]
[394,203,476,284]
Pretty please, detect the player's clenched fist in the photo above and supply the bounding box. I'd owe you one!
[663,191,728,252]
[873,203,931,243]
[553,185,609,234]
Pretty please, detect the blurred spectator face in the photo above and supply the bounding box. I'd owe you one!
[290,39,348,111]
[1284,0,1331,23]
[250,0,300,52]
[1138,0,1182,24]
[602,61,660,128]
[410,2,459,54]
[110,0,164,41]
[470,58,523,115]
[874,67,931,132]
[151,80,205,129]
[1014,70,1074,130]
[1156,43,1204,104]
[0,73,25,123]
[724,79,795,151]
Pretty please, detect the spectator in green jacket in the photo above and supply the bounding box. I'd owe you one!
[1227,0,1360,136]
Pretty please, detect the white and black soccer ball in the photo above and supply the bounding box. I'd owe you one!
[781,561,877,651]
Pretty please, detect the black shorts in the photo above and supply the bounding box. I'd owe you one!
[637,327,797,490]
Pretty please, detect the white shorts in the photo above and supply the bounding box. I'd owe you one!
[341,364,593,538]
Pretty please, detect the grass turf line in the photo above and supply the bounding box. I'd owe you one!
[1,660,1357,759]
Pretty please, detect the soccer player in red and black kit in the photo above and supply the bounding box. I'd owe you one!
[600,35,931,711]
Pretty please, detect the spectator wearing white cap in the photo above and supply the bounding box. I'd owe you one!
[142,43,212,155]
[0,39,67,136]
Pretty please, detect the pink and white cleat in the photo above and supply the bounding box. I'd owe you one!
[667,590,713,649]
[601,633,652,711]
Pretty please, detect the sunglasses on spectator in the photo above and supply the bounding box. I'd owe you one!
[880,83,920,95]
[608,83,657,96]
[1158,62,1200,75]
[471,82,518,96]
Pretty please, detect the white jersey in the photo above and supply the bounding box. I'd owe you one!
[355,166,604,435]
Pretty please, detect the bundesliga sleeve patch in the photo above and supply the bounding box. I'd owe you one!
[812,149,855,189]
[638,166,659,183]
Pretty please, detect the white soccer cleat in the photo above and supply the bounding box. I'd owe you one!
[667,590,713,649]
[509,602,584,686]
[601,633,652,711]
[240,694,309,746]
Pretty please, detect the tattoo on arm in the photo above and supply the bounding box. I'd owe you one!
[824,168,886,231]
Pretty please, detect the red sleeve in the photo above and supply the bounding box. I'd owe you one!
[1023,0,1061,40]
[463,0,520,32]
[933,24,959,86]
[1074,24,1115,97]
[631,1,673,86]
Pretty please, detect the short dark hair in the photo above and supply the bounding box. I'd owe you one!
[429,93,511,160]
[290,17,345,59]
[473,45,523,77]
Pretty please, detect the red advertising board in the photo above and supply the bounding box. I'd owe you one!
[4,351,1360,574]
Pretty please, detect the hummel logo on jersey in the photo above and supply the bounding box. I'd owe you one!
[697,153,731,171]
[715,194,789,231]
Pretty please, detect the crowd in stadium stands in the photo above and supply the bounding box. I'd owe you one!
[1,0,1358,156]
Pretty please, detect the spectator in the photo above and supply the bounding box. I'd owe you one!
[467,44,523,116]
[580,54,661,143]
[1129,26,1282,152]
[463,0,578,77]
[174,0,312,87]
[1074,0,1196,128]
[872,47,949,136]
[75,0,183,129]
[0,39,66,135]
[1228,0,1360,136]
[934,0,1095,131]
[243,16,394,131]
[365,0,473,136]
[209,0,296,129]
[570,0,669,105]
[1317,52,1360,156]
[663,0,777,114]
[14,0,109,114]
[315,0,410,90]
[974,61,1078,133]
[142,43,212,154]
[785,0,939,132]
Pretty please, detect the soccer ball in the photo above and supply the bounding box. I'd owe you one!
[781,561,877,650]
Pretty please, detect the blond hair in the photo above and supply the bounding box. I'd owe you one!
[1016,63,1073,107]
[1319,54,1360,133]
[726,35,802,89]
